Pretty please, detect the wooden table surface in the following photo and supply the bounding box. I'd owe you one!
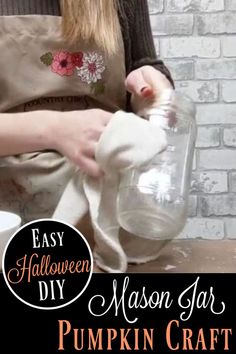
[127,240,236,273]
[77,217,236,273]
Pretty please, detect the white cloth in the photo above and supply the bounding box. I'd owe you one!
[53,110,167,272]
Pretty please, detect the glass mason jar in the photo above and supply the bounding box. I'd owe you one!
[117,90,197,240]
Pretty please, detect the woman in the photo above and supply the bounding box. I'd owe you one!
[0,0,173,223]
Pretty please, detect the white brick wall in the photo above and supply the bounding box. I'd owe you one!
[192,171,228,194]
[231,172,236,192]
[175,81,219,102]
[196,127,220,148]
[161,37,220,58]
[223,127,236,147]
[222,37,236,57]
[166,0,224,12]
[148,0,236,239]
[196,59,236,79]
[227,0,236,11]
[222,81,236,102]
[196,14,236,34]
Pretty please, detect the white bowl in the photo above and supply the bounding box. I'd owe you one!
[0,211,21,271]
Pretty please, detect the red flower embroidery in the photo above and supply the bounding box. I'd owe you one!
[71,52,84,68]
[51,51,74,76]
[41,50,106,95]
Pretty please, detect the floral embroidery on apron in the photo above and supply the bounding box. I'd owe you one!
[40,50,106,94]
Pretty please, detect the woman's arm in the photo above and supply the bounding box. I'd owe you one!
[123,0,174,115]
[130,0,174,88]
[0,110,56,156]
[0,109,112,177]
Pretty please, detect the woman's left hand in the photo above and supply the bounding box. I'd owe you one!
[125,65,173,117]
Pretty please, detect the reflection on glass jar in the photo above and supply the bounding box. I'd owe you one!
[117,90,197,240]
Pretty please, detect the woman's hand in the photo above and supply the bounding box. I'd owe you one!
[125,65,173,117]
[51,109,112,177]
[0,108,112,177]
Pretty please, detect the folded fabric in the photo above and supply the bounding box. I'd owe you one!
[53,110,167,272]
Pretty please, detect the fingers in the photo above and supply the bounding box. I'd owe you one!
[82,141,97,158]
[77,141,103,177]
[86,109,112,129]
[79,156,104,178]
[140,87,155,99]
[102,113,113,126]
[125,69,152,97]
[126,66,172,100]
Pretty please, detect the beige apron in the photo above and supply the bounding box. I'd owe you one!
[0,15,126,223]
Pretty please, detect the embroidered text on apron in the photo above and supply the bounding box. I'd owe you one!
[0,15,126,223]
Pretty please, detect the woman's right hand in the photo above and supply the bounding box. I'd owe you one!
[51,109,113,177]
